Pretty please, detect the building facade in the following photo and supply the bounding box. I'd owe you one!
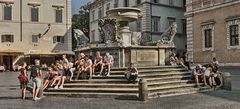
[0,0,72,70]
[89,0,186,53]
[185,0,240,65]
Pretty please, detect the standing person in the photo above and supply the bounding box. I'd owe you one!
[180,52,191,70]
[100,52,114,77]
[93,51,103,75]
[18,68,28,100]
[124,63,138,83]
[30,59,42,101]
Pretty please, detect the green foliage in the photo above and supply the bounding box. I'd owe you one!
[72,3,90,50]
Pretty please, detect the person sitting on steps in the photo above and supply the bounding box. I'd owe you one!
[193,64,207,87]
[93,51,103,76]
[124,63,138,83]
[100,52,114,77]
[83,55,93,79]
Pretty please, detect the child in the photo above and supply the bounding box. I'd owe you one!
[18,68,28,100]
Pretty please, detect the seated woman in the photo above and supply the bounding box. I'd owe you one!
[100,53,114,77]
[124,63,138,83]
[83,55,93,79]
[50,65,62,89]
[93,51,103,75]
[169,52,178,66]
[43,67,56,90]
[194,64,207,87]
[57,64,66,89]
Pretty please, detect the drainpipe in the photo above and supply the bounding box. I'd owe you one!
[20,0,23,41]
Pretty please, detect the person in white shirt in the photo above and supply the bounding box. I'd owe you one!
[100,52,114,76]
[84,55,93,79]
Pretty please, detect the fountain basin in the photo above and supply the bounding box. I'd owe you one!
[106,7,141,22]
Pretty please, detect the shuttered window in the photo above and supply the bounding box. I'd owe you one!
[1,35,14,43]
[31,7,39,22]
[56,9,63,23]
[4,5,12,20]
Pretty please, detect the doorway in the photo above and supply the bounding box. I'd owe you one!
[3,56,13,71]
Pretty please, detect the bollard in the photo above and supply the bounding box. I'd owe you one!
[223,72,232,91]
[139,79,148,101]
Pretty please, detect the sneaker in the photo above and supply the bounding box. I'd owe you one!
[34,97,41,101]
[59,85,63,89]
[106,72,110,77]
[54,86,58,89]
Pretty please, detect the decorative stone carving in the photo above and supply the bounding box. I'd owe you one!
[98,19,119,45]
[74,29,89,48]
[157,22,177,46]
[131,32,142,45]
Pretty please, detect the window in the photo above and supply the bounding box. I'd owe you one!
[123,0,129,7]
[91,10,95,21]
[169,0,174,5]
[31,7,39,22]
[229,25,239,46]
[55,9,63,23]
[114,0,118,8]
[91,30,95,42]
[1,35,14,43]
[136,0,141,5]
[106,3,110,11]
[32,35,39,43]
[152,17,161,32]
[153,0,159,3]
[202,24,214,51]
[53,36,64,44]
[4,5,12,20]
[204,29,212,48]
[168,17,176,27]
[98,7,103,19]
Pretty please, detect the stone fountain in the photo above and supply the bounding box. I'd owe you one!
[75,7,176,67]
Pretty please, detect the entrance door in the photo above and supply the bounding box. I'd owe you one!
[3,56,13,71]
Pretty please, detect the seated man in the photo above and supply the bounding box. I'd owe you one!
[100,53,114,77]
[194,64,207,87]
[124,63,138,83]
[93,51,103,75]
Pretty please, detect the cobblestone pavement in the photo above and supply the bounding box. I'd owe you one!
[0,67,239,109]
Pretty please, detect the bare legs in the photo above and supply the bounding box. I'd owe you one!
[21,88,26,100]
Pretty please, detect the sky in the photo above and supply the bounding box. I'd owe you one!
[72,0,93,15]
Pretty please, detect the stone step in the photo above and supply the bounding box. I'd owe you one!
[45,88,138,93]
[63,83,138,88]
[148,80,194,88]
[67,79,129,84]
[146,75,192,83]
[111,66,183,71]
[149,86,213,98]
[44,92,138,99]
[108,68,188,75]
[148,83,197,94]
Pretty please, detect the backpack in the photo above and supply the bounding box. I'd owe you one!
[18,74,28,83]
[31,66,42,78]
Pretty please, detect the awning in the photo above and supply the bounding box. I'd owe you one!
[0,49,24,55]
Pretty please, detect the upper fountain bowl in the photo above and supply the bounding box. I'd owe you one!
[106,7,141,22]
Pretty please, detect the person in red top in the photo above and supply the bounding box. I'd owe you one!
[18,68,28,100]
[93,51,103,75]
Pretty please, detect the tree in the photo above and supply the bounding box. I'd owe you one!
[72,3,90,50]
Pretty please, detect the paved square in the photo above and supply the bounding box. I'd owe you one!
[0,67,239,109]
